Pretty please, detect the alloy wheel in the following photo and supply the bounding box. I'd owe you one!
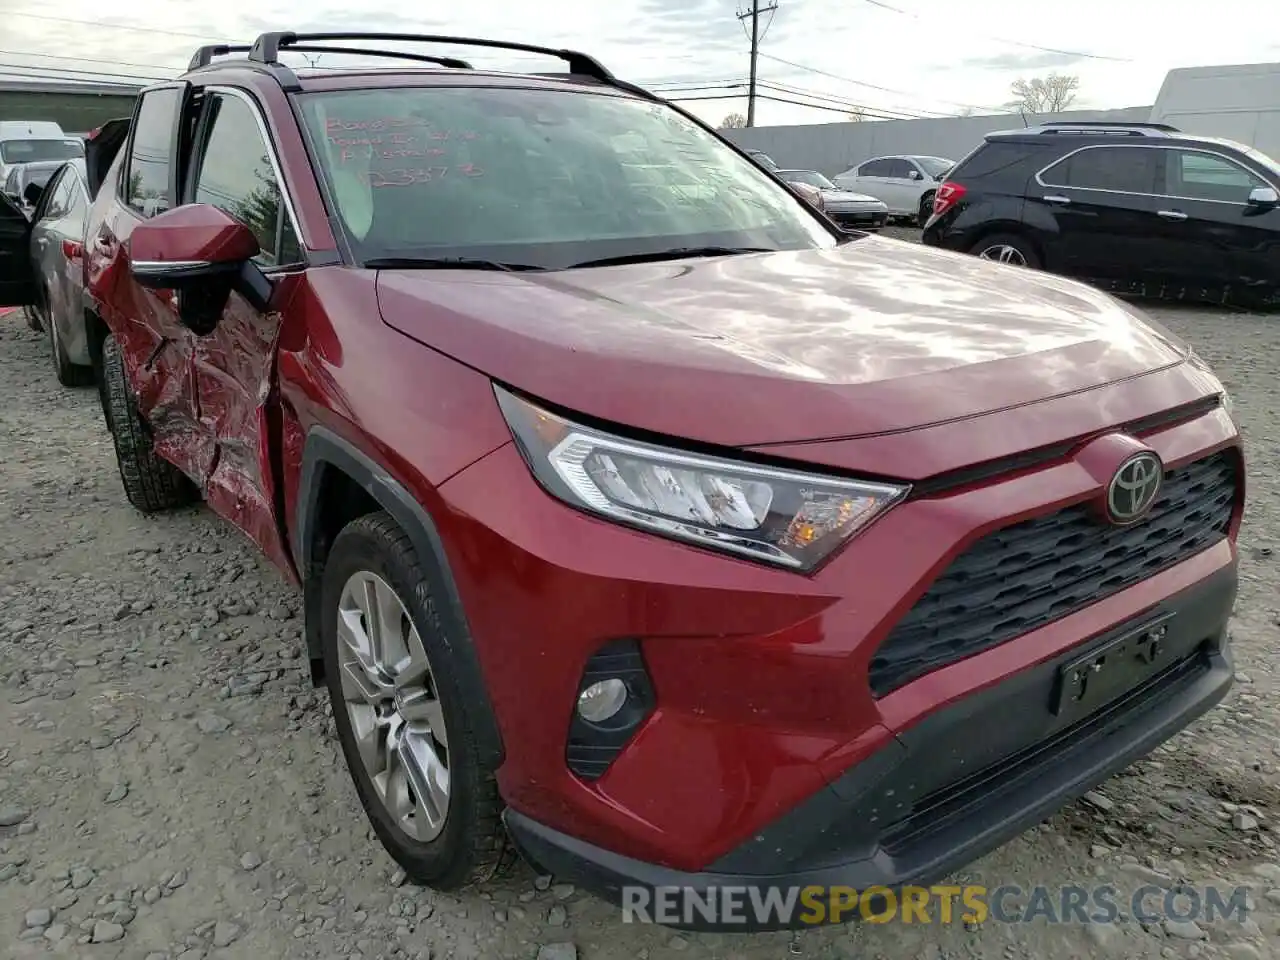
[337,570,451,842]
[978,244,1027,266]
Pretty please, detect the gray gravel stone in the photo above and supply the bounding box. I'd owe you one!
[536,944,578,960]
[240,851,263,871]
[0,805,29,826]
[1163,918,1207,940]
[91,919,125,943]
[547,904,567,926]
[24,907,52,927]
[70,866,95,889]
[212,921,243,947]
[195,713,231,734]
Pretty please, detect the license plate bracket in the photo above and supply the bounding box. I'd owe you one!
[1051,613,1175,722]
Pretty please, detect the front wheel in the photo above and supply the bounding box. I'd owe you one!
[320,512,505,890]
[970,233,1041,270]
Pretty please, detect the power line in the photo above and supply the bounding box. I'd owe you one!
[757,52,1005,114]
[0,49,181,79]
[758,79,948,118]
[0,62,159,85]
[670,91,903,119]
[857,0,1133,63]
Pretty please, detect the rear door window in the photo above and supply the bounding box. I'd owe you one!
[883,158,914,179]
[858,159,891,177]
[1041,146,1160,194]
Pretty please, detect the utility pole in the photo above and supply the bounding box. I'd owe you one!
[737,0,777,127]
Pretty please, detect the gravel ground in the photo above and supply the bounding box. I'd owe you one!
[2,249,1280,960]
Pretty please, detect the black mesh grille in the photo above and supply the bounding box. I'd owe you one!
[869,451,1238,697]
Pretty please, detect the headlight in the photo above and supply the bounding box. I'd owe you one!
[495,386,909,571]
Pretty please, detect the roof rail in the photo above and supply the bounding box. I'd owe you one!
[190,42,473,72]
[1039,120,1180,131]
[1030,120,1180,138]
[247,32,614,82]
[189,44,253,71]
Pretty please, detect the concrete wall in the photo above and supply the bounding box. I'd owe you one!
[721,105,1154,177]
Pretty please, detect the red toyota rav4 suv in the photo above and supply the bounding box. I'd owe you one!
[0,32,1243,929]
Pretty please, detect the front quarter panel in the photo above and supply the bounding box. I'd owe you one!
[276,266,515,546]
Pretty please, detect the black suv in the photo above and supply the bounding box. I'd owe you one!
[922,121,1280,307]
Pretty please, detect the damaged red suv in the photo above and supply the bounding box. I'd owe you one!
[1,31,1242,929]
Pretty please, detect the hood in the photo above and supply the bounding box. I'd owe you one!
[376,238,1188,448]
[821,188,883,204]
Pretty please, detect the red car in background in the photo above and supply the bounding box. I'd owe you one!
[0,31,1244,929]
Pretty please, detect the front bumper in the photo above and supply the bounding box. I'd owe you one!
[505,564,1236,930]
[827,206,888,230]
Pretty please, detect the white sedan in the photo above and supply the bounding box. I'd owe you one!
[831,154,954,226]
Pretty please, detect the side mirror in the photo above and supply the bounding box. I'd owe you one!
[23,182,44,208]
[1247,186,1278,207]
[129,204,273,328]
[908,169,922,180]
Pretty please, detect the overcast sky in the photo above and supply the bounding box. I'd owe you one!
[4,0,1279,127]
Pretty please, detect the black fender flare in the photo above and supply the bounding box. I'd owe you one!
[295,425,505,770]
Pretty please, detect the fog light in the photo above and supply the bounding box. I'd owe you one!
[577,678,628,723]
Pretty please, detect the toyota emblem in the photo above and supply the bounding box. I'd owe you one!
[1106,451,1163,524]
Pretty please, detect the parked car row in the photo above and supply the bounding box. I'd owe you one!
[0,34,1245,933]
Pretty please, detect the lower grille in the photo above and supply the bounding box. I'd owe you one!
[868,450,1238,697]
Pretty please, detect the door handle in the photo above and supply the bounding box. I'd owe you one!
[1043,195,1071,205]
[1157,209,1188,221]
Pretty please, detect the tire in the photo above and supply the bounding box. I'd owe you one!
[917,191,936,227]
[100,333,197,512]
[969,232,1041,269]
[320,511,504,890]
[48,289,93,387]
[24,304,41,332]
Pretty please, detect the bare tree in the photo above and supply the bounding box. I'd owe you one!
[720,112,747,129]
[1007,73,1080,114]
[846,108,866,122]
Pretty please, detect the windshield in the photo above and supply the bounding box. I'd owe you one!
[780,170,836,190]
[299,87,835,267]
[0,139,83,164]
[913,156,953,178]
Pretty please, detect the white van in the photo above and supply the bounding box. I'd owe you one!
[1150,63,1280,162]
[0,121,85,183]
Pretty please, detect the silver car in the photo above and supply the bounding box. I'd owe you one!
[775,169,889,231]
[27,159,93,386]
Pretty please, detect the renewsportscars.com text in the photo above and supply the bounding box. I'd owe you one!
[621,883,1250,927]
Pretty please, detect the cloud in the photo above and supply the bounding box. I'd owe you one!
[959,51,1084,72]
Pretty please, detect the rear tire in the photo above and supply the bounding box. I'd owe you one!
[969,233,1041,269]
[917,191,936,227]
[48,291,93,387]
[100,333,197,513]
[320,512,505,890]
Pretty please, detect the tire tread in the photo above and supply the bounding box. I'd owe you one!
[101,334,196,513]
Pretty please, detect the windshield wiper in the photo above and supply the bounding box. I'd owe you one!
[567,246,776,269]
[363,256,549,272]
